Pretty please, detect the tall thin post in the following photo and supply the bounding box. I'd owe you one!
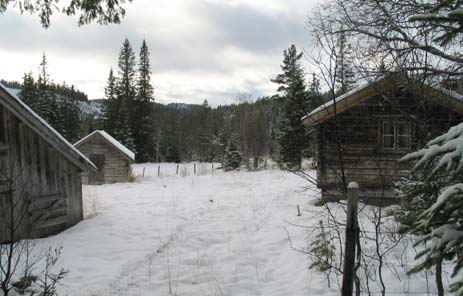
[176,164,179,175]
[157,165,160,177]
[142,167,145,178]
[194,163,196,175]
[342,182,359,296]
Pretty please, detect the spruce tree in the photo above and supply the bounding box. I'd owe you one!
[306,74,324,157]
[58,97,81,142]
[115,98,136,153]
[102,68,119,135]
[398,123,463,294]
[134,39,155,162]
[308,73,323,111]
[335,32,356,95]
[115,38,137,153]
[36,53,54,120]
[272,45,309,170]
[19,72,37,108]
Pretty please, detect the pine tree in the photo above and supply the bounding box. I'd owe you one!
[115,38,137,153]
[272,45,309,169]
[335,32,356,95]
[134,39,155,162]
[102,68,119,135]
[19,72,37,108]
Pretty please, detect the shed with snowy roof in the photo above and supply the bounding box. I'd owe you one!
[74,130,135,185]
[0,83,97,241]
[303,74,463,205]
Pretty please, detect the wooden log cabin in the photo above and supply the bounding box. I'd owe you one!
[74,130,135,184]
[0,83,97,241]
[303,75,463,205]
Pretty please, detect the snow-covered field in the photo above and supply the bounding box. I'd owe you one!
[30,163,451,295]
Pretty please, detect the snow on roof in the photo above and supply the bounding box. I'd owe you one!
[74,130,135,161]
[303,79,376,120]
[0,83,97,172]
[304,75,463,125]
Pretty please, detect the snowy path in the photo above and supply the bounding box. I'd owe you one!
[36,165,322,296]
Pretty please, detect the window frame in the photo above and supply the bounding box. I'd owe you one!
[380,120,411,152]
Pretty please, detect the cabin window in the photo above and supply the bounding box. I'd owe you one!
[381,121,410,150]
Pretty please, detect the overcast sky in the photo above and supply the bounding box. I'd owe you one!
[0,0,318,106]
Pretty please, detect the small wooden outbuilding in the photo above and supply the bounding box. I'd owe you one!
[0,83,97,241]
[74,130,135,184]
[303,75,463,205]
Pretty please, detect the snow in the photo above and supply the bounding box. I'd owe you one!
[400,122,463,175]
[302,81,375,121]
[5,87,21,97]
[0,83,97,171]
[26,164,454,295]
[74,130,135,161]
[78,100,103,116]
[347,181,359,189]
[430,183,463,213]
[304,76,463,124]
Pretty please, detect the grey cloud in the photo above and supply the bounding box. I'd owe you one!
[0,0,312,103]
[191,1,307,53]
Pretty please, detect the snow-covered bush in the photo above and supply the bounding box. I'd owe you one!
[398,122,463,294]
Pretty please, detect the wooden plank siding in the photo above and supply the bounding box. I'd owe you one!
[313,87,463,204]
[76,134,131,184]
[0,104,83,241]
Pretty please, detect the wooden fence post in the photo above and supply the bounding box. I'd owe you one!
[176,164,179,175]
[157,165,160,177]
[194,163,196,175]
[142,167,145,178]
[342,182,359,296]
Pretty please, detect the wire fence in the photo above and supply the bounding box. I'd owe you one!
[132,162,223,178]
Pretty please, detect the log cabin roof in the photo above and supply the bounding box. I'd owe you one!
[0,83,97,173]
[303,75,463,126]
[74,130,135,162]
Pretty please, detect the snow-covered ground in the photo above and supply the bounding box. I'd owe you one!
[30,163,451,295]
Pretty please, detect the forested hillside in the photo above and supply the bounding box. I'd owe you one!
[3,78,286,166]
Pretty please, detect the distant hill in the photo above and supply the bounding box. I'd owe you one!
[5,86,102,117]
[79,99,103,116]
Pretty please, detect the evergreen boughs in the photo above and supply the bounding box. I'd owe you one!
[272,45,309,170]
[398,122,463,294]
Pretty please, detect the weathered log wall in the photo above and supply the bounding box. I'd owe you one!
[315,87,463,204]
[0,104,83,241]
[77,134,131,184]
